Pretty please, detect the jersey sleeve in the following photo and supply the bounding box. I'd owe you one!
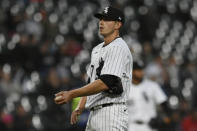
[86,64,91,82]
[153,83,167,104]
[86,47,94,79]
[101,45,125,78]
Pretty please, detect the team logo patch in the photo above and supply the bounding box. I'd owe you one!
[104,7,109,14]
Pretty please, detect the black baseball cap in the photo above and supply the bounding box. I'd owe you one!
[133,61,145,70]
[94,6,125,24]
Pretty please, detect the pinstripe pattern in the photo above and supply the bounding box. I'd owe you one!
[86,38,133,109]
[85,104,128,131]
[85,37,132,131]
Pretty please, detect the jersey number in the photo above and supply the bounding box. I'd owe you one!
[90,58,104,80]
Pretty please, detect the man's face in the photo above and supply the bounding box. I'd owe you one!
[133,69,144,81]
[99,19,117,37]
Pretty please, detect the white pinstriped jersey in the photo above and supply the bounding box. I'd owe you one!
[86,37,133,109]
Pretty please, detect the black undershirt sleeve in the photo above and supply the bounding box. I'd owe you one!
[99,74,123,95]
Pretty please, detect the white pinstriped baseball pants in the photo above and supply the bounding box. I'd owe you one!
[85,104,128,131]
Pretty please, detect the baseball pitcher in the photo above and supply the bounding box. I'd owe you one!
[54,6,133,131]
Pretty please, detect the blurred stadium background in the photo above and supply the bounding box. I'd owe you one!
[0,0,196,131]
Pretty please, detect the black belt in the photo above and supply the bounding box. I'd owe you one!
[90,102,125,111]
[90,103,114,111]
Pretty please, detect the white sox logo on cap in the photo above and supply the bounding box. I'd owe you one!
[104,7,109,14]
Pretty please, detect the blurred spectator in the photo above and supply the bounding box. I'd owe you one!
[13,103,33,131]
[38,68,72,131]
[0,64,21,97]
[0,109,13,131]
[145,55,167,85]
[181,108,197,131]
[10,33,41,73]
[39,67,69,97]
[142,41,154,64]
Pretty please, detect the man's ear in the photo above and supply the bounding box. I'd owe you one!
[115,21,122,30]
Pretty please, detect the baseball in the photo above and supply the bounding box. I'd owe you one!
[55,95,62,101]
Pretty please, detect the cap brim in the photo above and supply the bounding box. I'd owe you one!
[94,13,105,19]
[94,13,115,21]
[94,13,124,24]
